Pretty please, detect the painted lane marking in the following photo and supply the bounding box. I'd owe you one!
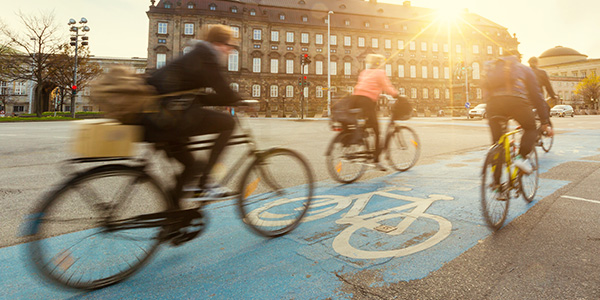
[561,195,600,205]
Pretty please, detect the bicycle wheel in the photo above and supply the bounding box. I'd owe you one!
[481,145,509,231]
[385,125,421,171]
[325,131,368,183]
[519,147,539,203]
[238,148,314,237]
[540,131,553,153]
[25,164,172,290]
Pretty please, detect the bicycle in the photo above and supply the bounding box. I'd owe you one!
[22,101,314,290]
[325,101,420,183]
[481,116,539,231]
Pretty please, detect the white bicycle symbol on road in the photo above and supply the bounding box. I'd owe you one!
[247,187,454,259]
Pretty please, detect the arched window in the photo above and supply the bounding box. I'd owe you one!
[231,6,238,13]
[164,1,172,8]
[252,85,261,97]
[270,85,278,97]
[187,2,194,9]
[228,50,239,71]
[230,83,239,92]
[209,3,217,11]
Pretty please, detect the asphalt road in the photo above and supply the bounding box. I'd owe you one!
[1,115,599,299]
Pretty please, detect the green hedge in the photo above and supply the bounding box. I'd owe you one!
[0,116,76,122]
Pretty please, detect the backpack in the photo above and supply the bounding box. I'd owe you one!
[90,66,159,124]
[484,58,514,91]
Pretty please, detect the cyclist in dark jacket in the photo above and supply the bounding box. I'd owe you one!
[528,56,557,124]
[483,50,553,174]
[144,25,241,204]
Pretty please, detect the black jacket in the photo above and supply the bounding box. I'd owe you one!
[531,66,557,99]
[146,41,241,106]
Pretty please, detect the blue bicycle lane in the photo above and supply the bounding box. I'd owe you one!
[1,129,598,299]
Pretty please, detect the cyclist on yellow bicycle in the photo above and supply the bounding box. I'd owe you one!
[482,49,553,175]
[143,25,241,204]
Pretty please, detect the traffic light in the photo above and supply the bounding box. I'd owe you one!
[303,76,309,86]
[303,54,311,65]
[298,77,302,86]
[300,55,305,65]
[71,85,77,95]
[70,36,77,46]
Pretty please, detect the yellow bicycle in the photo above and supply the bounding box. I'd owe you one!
[481,116,539,231]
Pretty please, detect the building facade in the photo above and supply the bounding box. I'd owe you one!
[146,0,518,115]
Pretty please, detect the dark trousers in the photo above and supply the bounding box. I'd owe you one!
[144,104,235,205]
[487,96,536,157]
[350,95,381,162]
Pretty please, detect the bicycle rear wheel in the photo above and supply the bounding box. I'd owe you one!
[540,131,553,153]
[385,125,421,171]
[325,131,368,183]
[519,147,539,202]
[25,164,172,290]
[238,148,314,237]
[481,145,509,231]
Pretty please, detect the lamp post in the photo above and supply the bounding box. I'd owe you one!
[68,17,90,118]
[327,11,333,117]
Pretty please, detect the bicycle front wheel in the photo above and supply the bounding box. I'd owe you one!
[238,148,314,237]
[540,132,553,153]
[481,146,509,231]
[325,131,368,183]
[25,164,172,290]
[519,147,539,202]
[385,125,421,171]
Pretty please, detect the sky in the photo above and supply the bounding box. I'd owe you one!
[1,0,599,62]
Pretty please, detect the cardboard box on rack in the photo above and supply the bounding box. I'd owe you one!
[72,119,143,158]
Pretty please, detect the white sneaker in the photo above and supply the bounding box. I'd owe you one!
[513,155,532,174]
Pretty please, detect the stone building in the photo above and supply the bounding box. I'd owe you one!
[537,46,600,110]
[146,0,518,115]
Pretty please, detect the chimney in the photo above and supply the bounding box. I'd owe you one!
[403,1,411,7]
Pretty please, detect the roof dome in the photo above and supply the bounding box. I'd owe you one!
[539,46,586,58]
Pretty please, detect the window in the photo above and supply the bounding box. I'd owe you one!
[472,45,479,54]
[13,105,24,112]
[432,43,438,52]
[209,4,216,10]
[421,42,427,51]
[230,83,239,92]
[252,85,261,97]
[270,59,278,73]
[83,106,93,112]
[398,65,404,77]
[231,6,238,13]
[253,29,262,40]
[487,45,493,55]
[158,22,168,34]
[301,33,309,44]
[443,43,449,53]
[358,37,365,47]
[253,57,261,72]
[344,62,351,75]
[384,23,389,29]
[158,39,166,44]
[444,67,450,79]
[250,9,256,16]
[330,61,337,75]
[410,65,416,78]
[286,32,294,43]
[14,82,25,95]
[271,31,279,42]
[303,87,308,98]
[422,66,427,78]
[286,59,294,74]
[456,44,461,53]
[398,40,404,50]
[345,20,350,26]
[187,2,194,9]
[232,26,239,38]
[316,34,323,45]
[472,62,480,79]
[316,61,323,75]
[270,85,278,97]
[330,35,337,45]
[302,16,308,22]
[445,88,450,99]
[364,21,370,28]
[302,64,308,74]
[164,2,172,8]
[384,39,391,49]
[409,41,416,51]
[476,88,482,99]
[286,86,294,97]
[434,88,440,99]
[156,53,166,68]
[433,66,439,79]
[316,86,323,98]
[385,64,392,77]
[398,88,405,96]
[344,36,351,46]
[410,88,417,99]
[371,38,378,48]
[279,14,285,20]
[184,23,194,35]
[423,88,429,99]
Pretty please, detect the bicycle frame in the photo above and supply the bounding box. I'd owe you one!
[493,128,522,189]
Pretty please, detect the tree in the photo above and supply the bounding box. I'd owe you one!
[575,74,600,110]
[0,11,62,117]
[47,44,102,112]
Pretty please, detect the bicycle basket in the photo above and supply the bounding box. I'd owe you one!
[391,95,412,121]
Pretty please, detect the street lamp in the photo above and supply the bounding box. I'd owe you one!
[327,11,333,117]
[68,17,90,118]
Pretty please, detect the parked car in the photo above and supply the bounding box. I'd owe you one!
[550,105,574,117]
[468,104,487,119]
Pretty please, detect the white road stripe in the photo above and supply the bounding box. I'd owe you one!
[561,195,600,205]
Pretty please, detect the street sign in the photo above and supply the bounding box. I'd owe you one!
[465,102,471,109]
[0,110,4,117]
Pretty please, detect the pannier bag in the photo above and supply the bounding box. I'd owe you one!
[391,95,412,120]
[331,96,356,125]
